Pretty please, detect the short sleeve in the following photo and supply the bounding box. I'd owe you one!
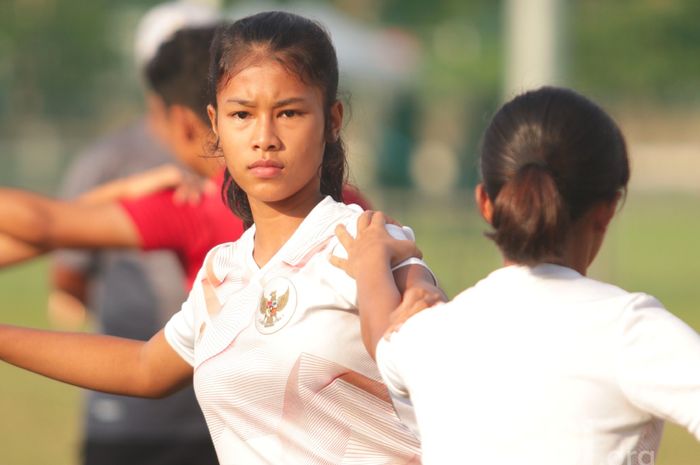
[328,219,437,305]
[376,334,422,438]
[385,224,438,285]
[119,190,186,251]
[163,277,202,367]
[616,293,700,440]
[376,335,410,400]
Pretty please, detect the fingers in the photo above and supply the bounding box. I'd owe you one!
[385,287,443,337]
[334,223,354,252]
[413,245,423,260]
[328,254,351,276]
[388,241,422,267]
[173,185,202,206]
[356,210,374,231]
[370,211,386,227]
[172,173,211,206]
[203,179,217,196]
[384,299,431,338]
[384,214,403,227]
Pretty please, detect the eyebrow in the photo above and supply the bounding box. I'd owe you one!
[224,97,308,108]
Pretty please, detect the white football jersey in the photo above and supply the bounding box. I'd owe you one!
[377,264,700,465]
[165,197,424,465]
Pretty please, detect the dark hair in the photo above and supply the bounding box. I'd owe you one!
[480,86,629,264]
[145,25,218,123]
[208,11,347,226]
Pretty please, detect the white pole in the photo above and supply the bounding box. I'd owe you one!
[504,0,564,100]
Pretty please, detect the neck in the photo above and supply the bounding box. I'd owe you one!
[249,185,324,268]
[188,150,224,179]
[502,254,588,275]
[501,219,604,276]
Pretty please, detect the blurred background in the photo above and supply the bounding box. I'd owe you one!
[1,0,699,463]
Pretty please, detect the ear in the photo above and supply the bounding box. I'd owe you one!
[171,106,207,142]
[328,100,343,142]
[591,192,621,233]
[207,104,218,137]
[145,93,171,143]
[475,183,494,224]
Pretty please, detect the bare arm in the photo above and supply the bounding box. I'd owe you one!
[47,264,90,329]
[0,233,50,266]
[332,211,446,358]
[77,164,185,205]
[0,325,192,398]
[0,188,141,265]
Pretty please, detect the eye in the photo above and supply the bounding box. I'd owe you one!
[229,111,250,120]
[279,109,300,118]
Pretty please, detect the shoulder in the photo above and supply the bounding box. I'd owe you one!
[119,188,177,215]
[285,197,363,261]
[617,292,676,331]
[200,227,255,285]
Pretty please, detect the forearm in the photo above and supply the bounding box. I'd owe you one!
[0,188,140,251]
[0,188,57,245]
[77,177,133,205]
[355,254,401,359]
[0,326,190,398]
[76,165,183,205]
[0,233,48,266]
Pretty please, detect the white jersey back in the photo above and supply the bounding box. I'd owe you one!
[378,264,700,465]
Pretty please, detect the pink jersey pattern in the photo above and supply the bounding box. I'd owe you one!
[165,197,421,465]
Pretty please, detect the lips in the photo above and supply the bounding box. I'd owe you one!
[249,159,284,178]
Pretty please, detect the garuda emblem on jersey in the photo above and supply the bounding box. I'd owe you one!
[256,276,297,334]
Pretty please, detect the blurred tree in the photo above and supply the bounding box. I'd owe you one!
[0,0,172,133]
[376,0,502,189]
[572,0,700,105]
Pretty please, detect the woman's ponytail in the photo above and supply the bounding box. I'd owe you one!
[489,163,569,264]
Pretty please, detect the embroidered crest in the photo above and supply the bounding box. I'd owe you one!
[256,277,297,334]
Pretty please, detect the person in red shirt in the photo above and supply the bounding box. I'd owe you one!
[0,25,369,287]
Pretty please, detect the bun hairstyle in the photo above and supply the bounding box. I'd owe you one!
[480,87,630,264]
[208,11,347,227]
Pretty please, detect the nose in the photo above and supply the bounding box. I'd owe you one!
[252,115,281,152]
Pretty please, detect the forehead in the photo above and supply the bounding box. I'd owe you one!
[217,58,322,102]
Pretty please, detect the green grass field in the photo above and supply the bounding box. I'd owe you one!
[0,190,699,464]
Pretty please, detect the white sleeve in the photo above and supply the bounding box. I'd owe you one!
[616,293,700,440]
[163,270,206,367]
[164,299,196,367]
[384,224,437,285]
[376,334,410,399]
[331,220,437,287]
[376,331,421,438]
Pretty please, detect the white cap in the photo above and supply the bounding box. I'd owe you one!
[134,1,220,70]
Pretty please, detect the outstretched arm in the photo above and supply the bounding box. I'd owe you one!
[332,211,446,358]
[0,233,49,266]
[77,164,214,206]
[0,325,192,398]
[47,263,90,329]
[0,188,141,266]
[76,164,184,205]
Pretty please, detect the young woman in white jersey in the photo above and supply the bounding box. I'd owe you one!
[0,12,437,464]
[334,87,700,465]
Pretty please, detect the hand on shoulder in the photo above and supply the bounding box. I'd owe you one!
[385,284,446,338]
[330,210,422,279]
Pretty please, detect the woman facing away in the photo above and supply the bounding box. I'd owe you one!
[334,87,700,465]
[0,11,439,465]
